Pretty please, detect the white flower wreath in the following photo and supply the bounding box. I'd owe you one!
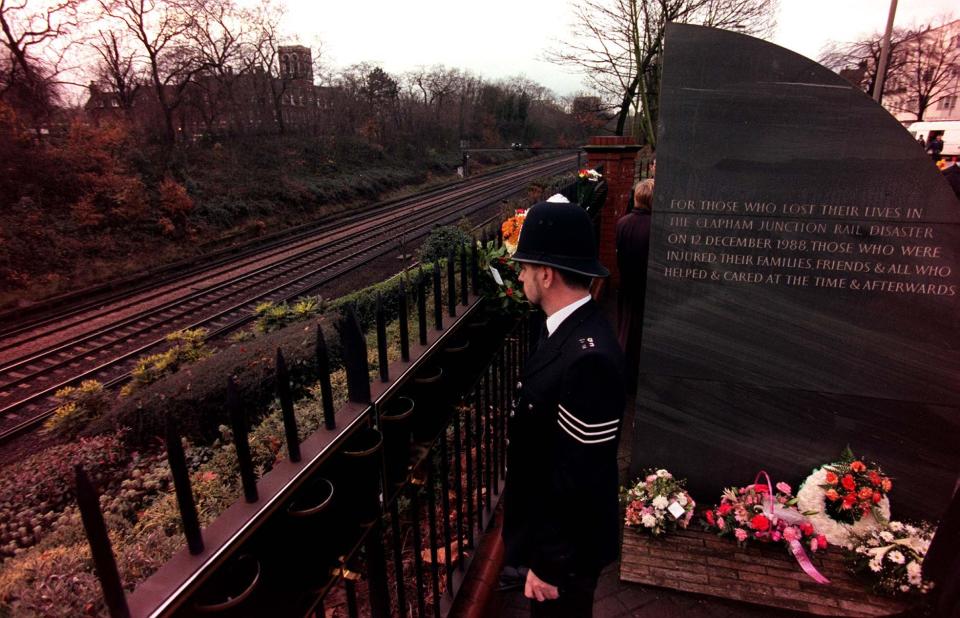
[797,466,891,547]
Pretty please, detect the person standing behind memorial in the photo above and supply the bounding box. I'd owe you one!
[943,156,960,200]
[616,179,654,392]
[928,134,944,162]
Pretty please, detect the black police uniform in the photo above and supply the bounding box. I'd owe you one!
[502,299,625,607]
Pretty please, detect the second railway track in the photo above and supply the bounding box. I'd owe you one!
[0,154,576,444]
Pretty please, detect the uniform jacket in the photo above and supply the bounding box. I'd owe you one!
[502,300,626,586]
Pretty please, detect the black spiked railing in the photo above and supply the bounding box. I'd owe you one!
[425,453,442,618]
[75,466,130,618]
[399,277,410,361]
[165,419,204,555]
[460,243,469,306]
[410,480,428,618]
[376,294,389,382]
[439,430,454,594]
[227,377,259,502]
[340,306,371,404]
[433,259,443,330]
[447,251,457,317]
[471,239,480,295]
[388,500,407,612]
[464,397,475,551]
[418,268,428,345]
[452,406,465,571]
[316,325,336,430]
[77,255,529,618]
[276,348,302,463]
[364,520,392,616]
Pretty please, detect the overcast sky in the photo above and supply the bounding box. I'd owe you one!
[274,0,958,96]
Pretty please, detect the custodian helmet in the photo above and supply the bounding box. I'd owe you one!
[511,201,609,278]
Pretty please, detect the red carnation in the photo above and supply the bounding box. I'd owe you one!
[825,489,840,502]
[881,478,893,492]
[825,471,838,484]
[816,535,828,550]
[750,514,770,531]
[869,471,881,486]
[754,483,768,493]
[841,474,856,491]
[842,493,857,509]
[718,503,732,516]
[850,461,866,472]
[705,510,716,526]
[858,487,874,500]
[872,492,882,504]
[800,523,815,537]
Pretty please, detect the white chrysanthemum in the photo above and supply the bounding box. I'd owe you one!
[656,469,670,478]
[677,494,688,507]
[889,521,904,532]
[887,550,905,564]
[869,558,883,573]
[880,531,894,542]
[641,514,657,528]
[796,466,890,545]
[900,585,911,593]
[907,561,922,585]
[652,496,669,510]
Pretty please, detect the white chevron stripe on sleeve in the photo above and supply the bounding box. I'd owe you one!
[557,419,617,444]
[557,413,618,437]
[558,404,619,430]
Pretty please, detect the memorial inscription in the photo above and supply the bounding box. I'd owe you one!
[658,200,955,296]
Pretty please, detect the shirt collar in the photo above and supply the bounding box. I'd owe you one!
[545,295,592,336]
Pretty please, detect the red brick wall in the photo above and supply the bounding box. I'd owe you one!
[584,136,641,287]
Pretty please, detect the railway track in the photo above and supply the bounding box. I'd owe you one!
[0,155,575,445]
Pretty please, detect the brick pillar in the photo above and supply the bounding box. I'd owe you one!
[584,136,642,289]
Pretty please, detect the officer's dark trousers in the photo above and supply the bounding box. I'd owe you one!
[529,571,600,617]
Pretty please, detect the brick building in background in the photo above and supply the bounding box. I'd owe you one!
[84,45,336,140]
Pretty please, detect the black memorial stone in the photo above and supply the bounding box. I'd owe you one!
[631,24,960,521]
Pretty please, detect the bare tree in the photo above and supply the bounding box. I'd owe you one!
[98,0,202,144]
[0,0,85,128]
[886,22,960,121]
[547,0,777,143]
[182,0,252,135]
[819,28,912,102]
[248,1,293,136]
[821,19,960,121]
[90,29,140,111]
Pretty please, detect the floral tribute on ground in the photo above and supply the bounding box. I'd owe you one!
[702,471,830,583]
[797,447,892,546]
[621,469,695,536]
[847,520,935,597]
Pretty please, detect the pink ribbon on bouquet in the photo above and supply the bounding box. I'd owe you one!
[755,471,830,585]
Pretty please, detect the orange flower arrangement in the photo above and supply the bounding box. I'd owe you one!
[500,209,527,254]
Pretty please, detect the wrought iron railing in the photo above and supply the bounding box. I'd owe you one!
[75,238,526,617]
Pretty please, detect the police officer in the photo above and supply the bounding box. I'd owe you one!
[502,201,626,617]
